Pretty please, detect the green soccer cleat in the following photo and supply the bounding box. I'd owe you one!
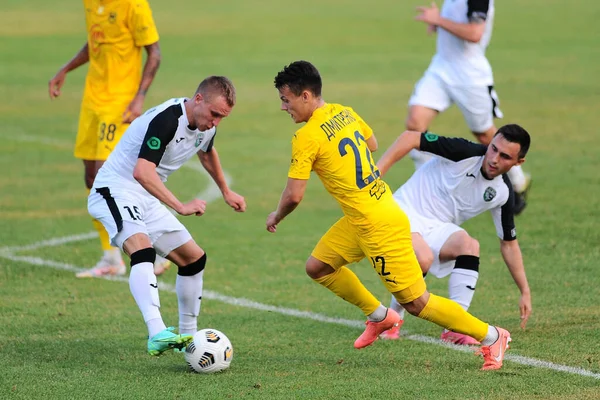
[147,327,193,356]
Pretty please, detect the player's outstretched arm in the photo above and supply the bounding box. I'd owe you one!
[197,148,246,212]
[375,130,421,177]
[48,42,90,99]
[133,158,205,216]
[266,178,308,233]
[415,2,485,43]
[499,238,532,329]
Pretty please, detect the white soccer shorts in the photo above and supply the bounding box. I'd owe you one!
[88,186,191,257]
[395,199,464,278]
[408,70,503,133]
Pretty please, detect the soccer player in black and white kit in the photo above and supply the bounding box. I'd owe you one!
[408,0,532,214]
[376,124,532,346]
[88,76,246,355]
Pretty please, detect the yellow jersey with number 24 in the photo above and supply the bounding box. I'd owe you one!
[288,103,394,226]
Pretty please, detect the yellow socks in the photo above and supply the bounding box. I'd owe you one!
[417,293,489,342]
[313,266,381,316]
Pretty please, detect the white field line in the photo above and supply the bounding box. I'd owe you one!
[1,235,600,380]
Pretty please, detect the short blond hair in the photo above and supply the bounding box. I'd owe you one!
[195,76,236,107]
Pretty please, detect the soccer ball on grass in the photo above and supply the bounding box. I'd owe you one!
[184,328,233,373]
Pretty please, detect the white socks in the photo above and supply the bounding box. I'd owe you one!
[448,268,479,311]
[129,262,166,338]
[389,296,406,320]
[176,270,204,335]
[507,165,527,193]
[481,326,499,346]
[367,304,388,322]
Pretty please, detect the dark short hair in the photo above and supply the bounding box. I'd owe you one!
[495,124,531,158]
[274,60,322,97]
[195,76,236,107]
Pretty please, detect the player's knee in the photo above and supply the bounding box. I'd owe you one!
[178,253,206,276]
[459,237,480,257]
[130,247,156,267]
[305,257,333,279]
[401,291,430,317]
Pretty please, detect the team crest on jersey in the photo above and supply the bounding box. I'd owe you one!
[195,133,204,147]
[109,12,117,23]
[483,187,496,202]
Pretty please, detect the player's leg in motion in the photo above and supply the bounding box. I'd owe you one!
[76,160,127,278]
[122,233,192,355]
[381,233,433,340]
[74,108,126,277]
[381,212,510,370]
[309,218,400,349]
[159,238,206,336]
[438,231,481,345]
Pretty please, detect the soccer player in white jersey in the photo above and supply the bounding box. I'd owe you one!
[407,1,531,214]
[88,76,246,355]
[376,124,532,345]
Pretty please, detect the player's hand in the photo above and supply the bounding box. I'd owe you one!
[177,199,207,216]
[519,291,532,329]
[123,93,145,123]
[223,190,246,212]
[265,212,279,233]
[415,2,440,27]
[48,70,67,99]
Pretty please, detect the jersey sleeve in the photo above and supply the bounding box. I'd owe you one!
[138,107,179,165]
[490,174,517,240]
[419,133,487,161]
[128,0,160,47]
[288,130,319,180]
[467,0,490,23]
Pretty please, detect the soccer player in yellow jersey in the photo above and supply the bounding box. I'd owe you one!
[266,61,512,370]
[48,0,169,277]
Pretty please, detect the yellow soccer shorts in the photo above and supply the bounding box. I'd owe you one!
[74,102,129,161]
[312,205,426,303]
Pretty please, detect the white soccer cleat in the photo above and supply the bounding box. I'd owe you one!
[76,257,126,278]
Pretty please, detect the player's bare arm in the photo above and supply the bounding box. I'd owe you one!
[376,130,421,177]
[499,238,532,329]
[197,148,246,212]
[133,158,206,216]
[48,42,90,99]
[366,134,378,152]
[123,42,162,123]
[415,2,485,43]
[266,178,308,233]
